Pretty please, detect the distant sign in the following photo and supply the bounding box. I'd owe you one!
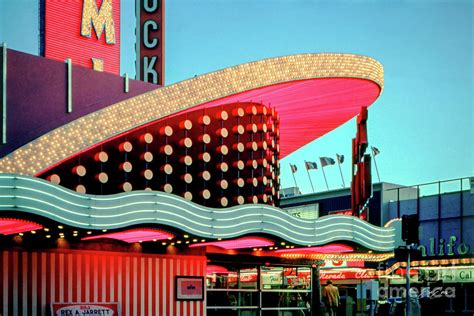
[418,267,474,283]
[417,236,471,257]
[51,303,119,315]
[175,276,204,301]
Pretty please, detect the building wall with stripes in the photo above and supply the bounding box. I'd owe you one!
[0,249,206,316]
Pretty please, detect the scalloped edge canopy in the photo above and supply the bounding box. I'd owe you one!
[0,53,383,175]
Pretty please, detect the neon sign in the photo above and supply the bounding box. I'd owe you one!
[136,0,164,85]
[320,270,377,280]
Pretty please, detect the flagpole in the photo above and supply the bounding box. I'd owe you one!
[304,161,315,193]
[290,163,298,188]
[321,166,329,191]
[372,154,381,183]
[337,159,345,188]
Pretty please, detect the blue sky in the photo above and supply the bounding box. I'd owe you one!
[1,0,472,193]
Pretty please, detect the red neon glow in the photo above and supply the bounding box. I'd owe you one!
[395,268,418,276]
[189,237,274,249]
[206,265,230,274]
[320,260,364,269]
[320,269,377,280]
[0,218,43,235]
[178,78,381,157]
[81,228,174,243]
[275,244,354,254]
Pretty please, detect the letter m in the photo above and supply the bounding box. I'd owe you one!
[81,0,116,44]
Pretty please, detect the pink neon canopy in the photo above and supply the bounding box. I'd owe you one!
[81,228,174,243]
[275,244,354,254]
[181,78,381,157]
[189,236,274,250]
[0,218,43,235]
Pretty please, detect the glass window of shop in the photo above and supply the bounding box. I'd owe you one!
[207,265,312,315]
[260,266,312,315]
[207,266,259,315]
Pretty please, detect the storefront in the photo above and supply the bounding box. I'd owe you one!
[382,259,474,315]
[0,12,389,314]
[206,264,313,315]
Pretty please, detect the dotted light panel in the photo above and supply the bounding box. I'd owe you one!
[39,102,280,207]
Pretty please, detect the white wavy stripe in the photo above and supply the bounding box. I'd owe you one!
[1,175,395,231]
[317,215,395,233]
[262,228,393,251]
[8,180,396,237]
[0,174,397,250]
[9,194,394,240]
[16,204,90,226]
[9,191,395,240]
[16,186,89,208]
[90,218,212,236]
[15,195,90,217]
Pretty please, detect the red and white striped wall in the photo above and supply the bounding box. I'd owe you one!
[0,249,206,316]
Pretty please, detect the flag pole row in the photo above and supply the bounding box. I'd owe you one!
[289,147,381,192]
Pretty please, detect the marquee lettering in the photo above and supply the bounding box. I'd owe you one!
[81,0,116,44]
[137,0,163,84]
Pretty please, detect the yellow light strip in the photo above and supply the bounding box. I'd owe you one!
[280,252,393,262]
[0,54,383,175]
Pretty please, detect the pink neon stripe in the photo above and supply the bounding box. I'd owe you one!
[190,236,274,250]
[275,244,354,254]
[81,228,174,243]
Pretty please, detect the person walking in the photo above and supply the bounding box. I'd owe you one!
[408,287,421,316]
[322,280,340,316]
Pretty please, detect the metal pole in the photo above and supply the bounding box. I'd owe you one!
[311,264,321,316]
[406,246,411,316]
[1,43,6,144]
[290,163,298,188]
[65,58,72,113]
[397,188,400,218]
[321,167,329,191]
[305,161,315,192]
[372,153,381,183]
[124,73,129,93]
[438,181,441,241]
[337,159,345,188]
[460,178,464,242]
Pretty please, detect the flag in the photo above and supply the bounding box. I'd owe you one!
[320,157,335,167]
[371,146,380,156]
[305,161,318,170]
[336,154,344,164]
[290,164,297,173]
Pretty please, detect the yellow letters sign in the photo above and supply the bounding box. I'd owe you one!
[81,0,116,44]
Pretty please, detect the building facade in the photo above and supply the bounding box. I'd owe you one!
[0,1,400,315]
[281,177,474,315]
